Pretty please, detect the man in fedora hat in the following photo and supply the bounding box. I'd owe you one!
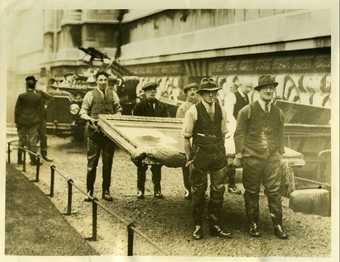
[15,76,44,165]
[183,77,232,240]
[176,82,199,200]
[133,81,169,199]
[234,74,288,239]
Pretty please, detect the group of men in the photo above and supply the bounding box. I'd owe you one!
[15,76,53,166]
[16,71,288,241]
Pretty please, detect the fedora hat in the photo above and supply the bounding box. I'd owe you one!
[197,77,221,93]
[183,82,198,93]
[254,75,278,91]
[142,82,158,91]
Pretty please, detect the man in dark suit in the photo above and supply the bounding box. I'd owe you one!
[15,76,44,165]
[234,75,288,239]
[133,82,169,199]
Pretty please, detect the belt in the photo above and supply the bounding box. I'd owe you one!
[197,133,218,139]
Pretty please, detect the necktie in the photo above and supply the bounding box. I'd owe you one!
[265,103,270,113]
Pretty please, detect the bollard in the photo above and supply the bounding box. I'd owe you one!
[65,179,73,215]
[23,148,26,172]
[35,154,40,182]
[127,223,135,256]
[92,200,98,241]
[7,142,11,164]
[49,165,55,197]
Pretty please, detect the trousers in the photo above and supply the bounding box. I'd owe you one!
[86,133,115,193]
[242,156,283,225]
[17,123,40,162]
[137,164,162,192]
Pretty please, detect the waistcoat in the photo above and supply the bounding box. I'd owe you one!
[89,87,116,119]
[245,101,282,159]
[192,102,223,152]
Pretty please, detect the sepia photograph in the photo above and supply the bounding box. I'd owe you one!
[1,0,339,260]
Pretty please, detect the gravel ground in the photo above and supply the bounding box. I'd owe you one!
[7,134,332,256]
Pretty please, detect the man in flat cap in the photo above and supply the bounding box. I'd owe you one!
[133,82,169,199]
[15,76,44,165]
[234,75,288,239]
[176,82,199,200]
[80,71,122,202]
[183,77,232,240]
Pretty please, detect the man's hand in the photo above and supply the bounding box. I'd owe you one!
[233,156,242,167]
[88,118,99,131]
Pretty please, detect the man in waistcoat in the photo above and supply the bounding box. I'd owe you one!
[234,75,288,239]
[225,81,253,194]
[15,76,44,165]
[183,77,232,240]
[176,82,199,200]
[133,82,169,199]
[80,71,122,202]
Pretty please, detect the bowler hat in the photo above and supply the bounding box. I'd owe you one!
[183,82,198,93]
[142,82,158,91]
[254,75,278,91]
[197,77,221,93]
[25,76,37,82]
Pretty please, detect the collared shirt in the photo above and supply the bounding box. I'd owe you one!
[80,86,121,121]
[176,101,194,118]
[257,98,273,113]
[182,100,228,138]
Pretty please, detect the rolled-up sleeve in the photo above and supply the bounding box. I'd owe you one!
[79,92,93,121]
[182,105,197,138]
[112,90,122,114]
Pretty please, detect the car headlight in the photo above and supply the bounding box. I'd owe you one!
[70,103,80,115]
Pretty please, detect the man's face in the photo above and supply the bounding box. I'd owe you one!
[186,88,198,103]
[200,90,218,105]
[259,85,275,102]
[96,74,108,91]
[242,84,252,94]
[144,88,157,100]
[26,80,36,89]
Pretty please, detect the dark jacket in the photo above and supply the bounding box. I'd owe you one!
[233,91,249,119]
[133,98,169,117]
[15,90,44,126]
[234,101,285,160]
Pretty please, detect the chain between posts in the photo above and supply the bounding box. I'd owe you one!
[7,145,168,256]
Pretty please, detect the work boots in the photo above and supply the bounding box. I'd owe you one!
[192,225,203,240]
[41,150,53,162]
[248,222,261,237]
[273,224,288,239]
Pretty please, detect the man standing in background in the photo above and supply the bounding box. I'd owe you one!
[15,76,44,165]
[224,81,253,194]
[133,82,169,199]
[176,82,199,199]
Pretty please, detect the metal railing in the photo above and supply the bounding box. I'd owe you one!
[7,140,168,256]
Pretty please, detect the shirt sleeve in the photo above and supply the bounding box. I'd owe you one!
[112,90,122,114]
[176,104,185,118]
[234,105,249,155]
[182,105,197,138]
[14,95,22,124]
[79,91,93,121]
[221,106,228,136]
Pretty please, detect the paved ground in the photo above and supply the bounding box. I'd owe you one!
[5,163,98,256]
[5,135,332,256]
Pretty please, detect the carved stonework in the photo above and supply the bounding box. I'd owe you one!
[291,55,314,71]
